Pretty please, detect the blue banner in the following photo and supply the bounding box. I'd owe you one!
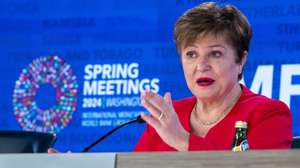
[0,0,299,152]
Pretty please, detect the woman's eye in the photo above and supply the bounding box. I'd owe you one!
[210,51,222,58]
[185,51,197,58]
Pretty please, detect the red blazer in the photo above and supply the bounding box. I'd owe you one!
[134,85,292,151]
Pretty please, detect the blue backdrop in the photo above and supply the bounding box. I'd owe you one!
[0,0,299,152]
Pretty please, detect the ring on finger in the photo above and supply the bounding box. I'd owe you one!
[158,112,164,120]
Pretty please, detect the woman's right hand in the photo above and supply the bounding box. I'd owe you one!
[47,148,60,153]
[140,91,189,151]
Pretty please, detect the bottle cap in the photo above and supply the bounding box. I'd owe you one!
[235,121,247,128]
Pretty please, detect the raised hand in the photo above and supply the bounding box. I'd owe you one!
[140,91,189,151]
[47,148,60,153]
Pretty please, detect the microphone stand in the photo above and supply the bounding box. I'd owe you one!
[81,115,145,152]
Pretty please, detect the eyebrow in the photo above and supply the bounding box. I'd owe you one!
[185,44,226,49]
[207,44,226,49]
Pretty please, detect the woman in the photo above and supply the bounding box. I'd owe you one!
[134,2,292,151]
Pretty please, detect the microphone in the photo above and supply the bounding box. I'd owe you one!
[81,115,145,152]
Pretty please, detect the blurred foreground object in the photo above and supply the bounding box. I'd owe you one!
[0,130,56,153]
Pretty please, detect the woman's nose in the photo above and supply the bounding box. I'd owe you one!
[196,58,211,72]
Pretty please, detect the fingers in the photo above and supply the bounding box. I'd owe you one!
[48,148,72,154]
[140,112,160,129]
[140,91,174,130]
[164,92,172,105]
[141,91,171,114]
[48,148,60,153]
[141,93,162,119]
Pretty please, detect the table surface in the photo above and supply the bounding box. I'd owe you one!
[0,150,299,168]
[116,150,300,168]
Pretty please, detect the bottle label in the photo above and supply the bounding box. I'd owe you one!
[232,140,249,152]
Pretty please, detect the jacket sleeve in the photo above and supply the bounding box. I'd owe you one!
[133,124,176,152]
[133,125,152,151]
[134,125,220,151]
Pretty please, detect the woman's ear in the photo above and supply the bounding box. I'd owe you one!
[239,51,248,74]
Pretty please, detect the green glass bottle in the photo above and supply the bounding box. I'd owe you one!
[232,121,249,152]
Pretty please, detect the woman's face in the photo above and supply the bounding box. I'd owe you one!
[181,34,245,101]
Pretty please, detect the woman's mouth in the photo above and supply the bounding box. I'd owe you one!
[196,77,215,87]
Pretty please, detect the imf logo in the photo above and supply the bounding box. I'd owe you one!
[12,56,78,133]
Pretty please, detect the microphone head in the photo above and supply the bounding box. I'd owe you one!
[136,115,145,123]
